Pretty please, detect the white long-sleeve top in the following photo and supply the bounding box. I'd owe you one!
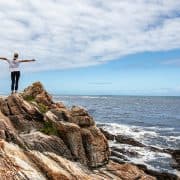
[7,59,21,72]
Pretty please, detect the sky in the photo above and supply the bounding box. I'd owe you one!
[0,0,180,95]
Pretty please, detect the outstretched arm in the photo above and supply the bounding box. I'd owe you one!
[0,57,8,61]
[18,59,36,63]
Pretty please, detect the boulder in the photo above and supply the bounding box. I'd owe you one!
[172,149,180,170]
[44,110,110,168]
[22,81,53,107]
[0,98,10,116]
[20,131,72,160]
[115,134,145,147]
[105,161,156,180]
[70,106,95,127]
[81,126,110,167]
[5,94,44,133]
[99,128,116,140]
[44,111,87,165]
[0,112,26,149]
[50,108,71,122]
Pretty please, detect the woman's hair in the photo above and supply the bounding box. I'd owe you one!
[14,52,19,59]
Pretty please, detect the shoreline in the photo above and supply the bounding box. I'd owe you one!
[0,84,179,179]
[99,126,180,178]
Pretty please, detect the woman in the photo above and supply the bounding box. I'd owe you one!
[0,52,35,94]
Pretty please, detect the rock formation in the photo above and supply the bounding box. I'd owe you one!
[0,82,156,179]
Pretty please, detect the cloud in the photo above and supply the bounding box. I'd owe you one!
[0,0,180,72]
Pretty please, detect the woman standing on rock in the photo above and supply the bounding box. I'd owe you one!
[0,52,36,94]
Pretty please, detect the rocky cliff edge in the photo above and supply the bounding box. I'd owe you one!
[0,82,155,180]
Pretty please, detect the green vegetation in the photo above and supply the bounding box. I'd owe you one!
[40,121,59,136]
[23,95,48,114]
[37,103,48,114]
[23,95,35,102]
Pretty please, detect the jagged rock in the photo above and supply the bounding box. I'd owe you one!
[0,98,10,116]
[0,140,156,180]
[20,131,73,160]
[0,82,160,179]
[81,126,110,167]
[70,106,95,127]
[71,106,89,116]
[99,127,116,140]
[22,82,53,107]
[45,110,110,168]
[44,111,88,165]
[115,134,145,147]
[136,163,179,180]
[0,112,27,149]
[172,150,180,170]
[50,108,71,122]
[0,140,47,180]
[105,161,156,180]
[5,94,44,133]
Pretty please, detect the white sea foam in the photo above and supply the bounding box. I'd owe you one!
[109,141,177,174]
[98,122,158,143]
[98,122,180,146]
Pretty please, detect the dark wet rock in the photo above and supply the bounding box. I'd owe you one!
[136,164,179,180]
[172,150,180,171]
[99,127,115,140]
[112,146,140,158]
[115,134,145,147]
[109,156,126,164]
[99,128,145,147]
[111,150,129,161]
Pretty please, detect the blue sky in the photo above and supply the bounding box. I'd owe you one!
[0,0,180,95]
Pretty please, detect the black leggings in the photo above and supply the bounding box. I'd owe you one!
[11,71,20,91]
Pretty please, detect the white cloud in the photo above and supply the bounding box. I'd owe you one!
[0,0,180,72]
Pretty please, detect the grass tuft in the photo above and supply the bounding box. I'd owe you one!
[37,103,48,114]
[24,95,35,102]
[40,121,58,136]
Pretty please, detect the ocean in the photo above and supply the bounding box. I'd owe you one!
[54,95,180,175]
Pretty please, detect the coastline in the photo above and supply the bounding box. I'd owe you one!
[55,94,180,179]
[0,83,179,179]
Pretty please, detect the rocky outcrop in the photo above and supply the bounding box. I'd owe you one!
[0,139,155,180]
[0,82,157,179]
[172,150,180,171]
[22,81,53,107]
[100,128,180,180]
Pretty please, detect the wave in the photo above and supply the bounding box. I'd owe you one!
[109,141,178,174]
[97,122,180,148]
[97,122,158,142]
